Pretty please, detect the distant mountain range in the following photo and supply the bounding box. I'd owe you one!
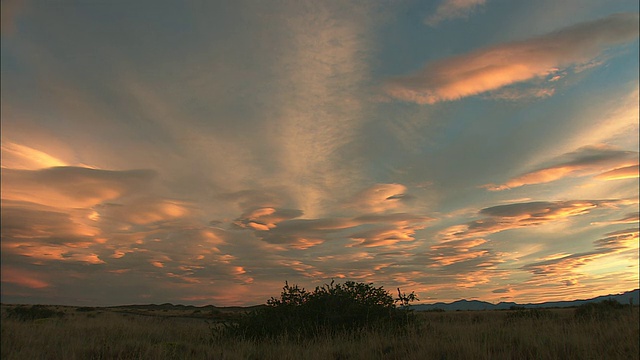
[103,289,639,313]
[410,289,639,311]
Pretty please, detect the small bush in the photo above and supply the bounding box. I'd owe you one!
[575,299,625,320]
[220,280,418,339]
[6,305,65,321]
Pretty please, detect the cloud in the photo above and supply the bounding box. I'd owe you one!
[595,164,639,181]
[1,166,157,208]
[386,13,639,104]
[233,207,304,231]
[244,216,350,249]
[483,146,638,191]
[227,195,433,249]
[518,224,638,287]
[484,84,555,101]
[1,142,68,170]
[1,267,50,289]
[97,198,190,226]
[346,183,410,213]
[492,288,510,294]
[0,201,98,240]
[265,1,376,217]
[425,0,487,27]
[593,228,639,251]
[521,250,609,276]
[348,221,427,247]
[439,199,626,241]
[592,212,639,226]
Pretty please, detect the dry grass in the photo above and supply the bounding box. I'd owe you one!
[1,304,638,360]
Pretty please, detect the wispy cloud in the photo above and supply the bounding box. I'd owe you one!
[345,183,411,213]
[483,145,638,191]
[2,167,156,208]
[0,142,68,170]
[519,226,639,288]
[1,267,50,289]
[425,0,487,27]
[386,13,639,104]
[595,164,639,181]
[593,227,639,251]
[438,198,628,241]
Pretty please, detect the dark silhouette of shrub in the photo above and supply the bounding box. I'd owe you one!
[574,299,625,320]
[220,280,418,339]
[7,305,65,321]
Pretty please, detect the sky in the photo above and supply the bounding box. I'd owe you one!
[1,0,638,307]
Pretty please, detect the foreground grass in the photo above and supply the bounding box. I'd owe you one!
[1,304,638,359]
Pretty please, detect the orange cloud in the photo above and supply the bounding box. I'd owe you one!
[521,250,607,276]
[2,167,156,208]
[1,142,68,169]
[3,242,105,264]
[593,228,639,251]
[438,199,625,241]
[289,238,324,250]
[346,183,410,213]
[595,164,639,180]
[386,13,639,103]
[431,250,489,267]
[349,222,427,247]
[98,198,189,225]
[233,207,303,230]
[425,238,495,268]
[483,146,638,191]
[1,267,50,289]
[1,201,99,239]
[518,226,638,289]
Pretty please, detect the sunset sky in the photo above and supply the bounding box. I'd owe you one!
[1,0,638,307]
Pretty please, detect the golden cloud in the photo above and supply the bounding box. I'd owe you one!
[483,146,638,191]
[386,13,639,104]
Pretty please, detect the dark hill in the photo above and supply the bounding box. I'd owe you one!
[411,289,639,311]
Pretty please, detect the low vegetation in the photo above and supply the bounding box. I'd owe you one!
[221,280,418,339]
[1,285,638,360]
[574,298,627,321]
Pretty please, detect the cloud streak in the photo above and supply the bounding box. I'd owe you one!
[425,0,487,27]
[386,13,639,104]
[439,198,629,241]
[2,167,156,208]
[483,146,638,191]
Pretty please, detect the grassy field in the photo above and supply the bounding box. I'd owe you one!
[1,303,638,360]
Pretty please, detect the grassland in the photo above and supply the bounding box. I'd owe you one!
[1,303,638,360]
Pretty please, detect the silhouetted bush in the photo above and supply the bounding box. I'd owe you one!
[7,305,65,321]
[575,299,625,320]
[220,280,418,339]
